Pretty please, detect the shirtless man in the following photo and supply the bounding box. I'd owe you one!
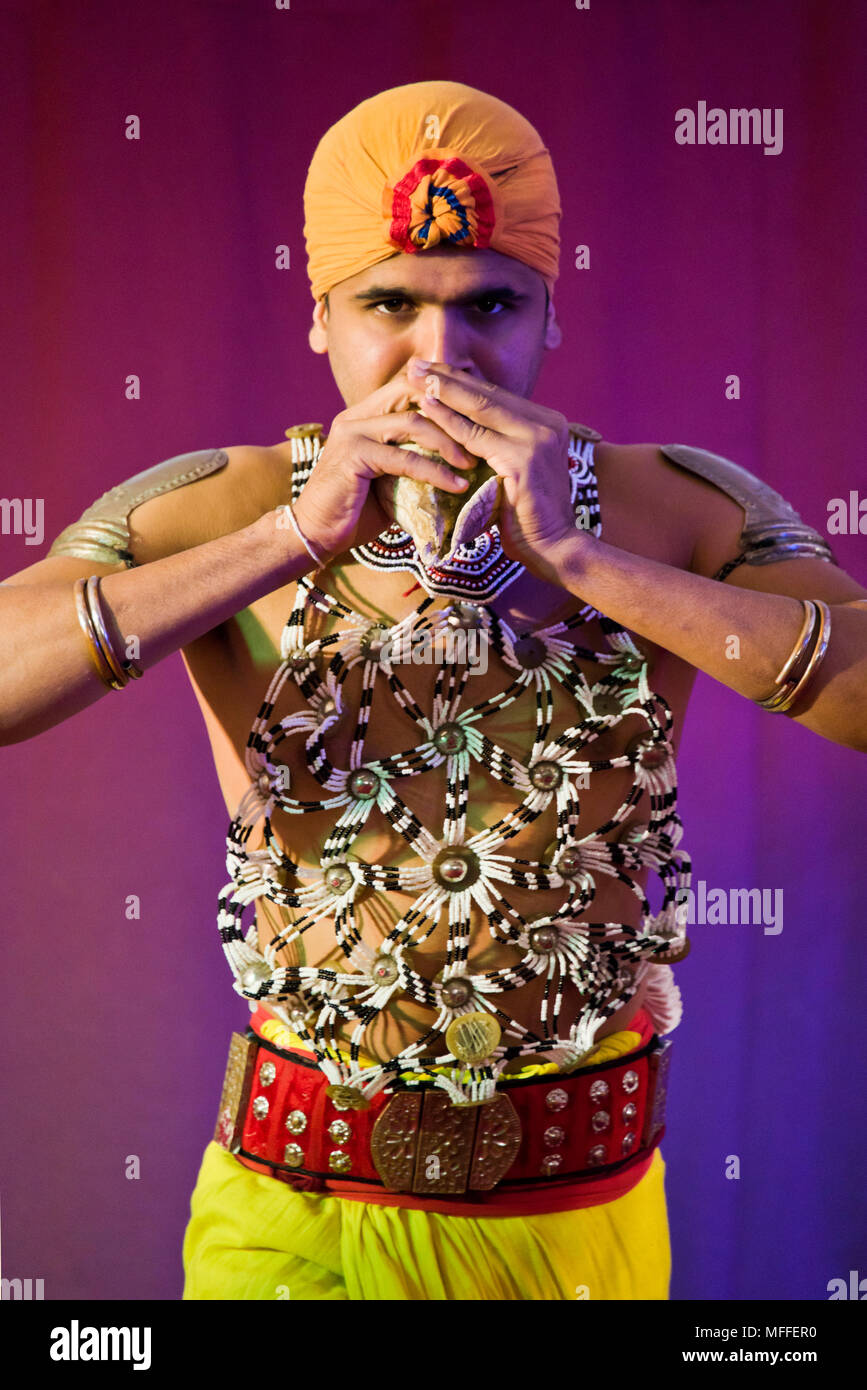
[3,80,866,1302]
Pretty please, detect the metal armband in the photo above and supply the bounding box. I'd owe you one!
[47,448,230,568]
[659,444,838,582]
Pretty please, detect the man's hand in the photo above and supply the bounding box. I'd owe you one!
[408,359,578,574]
[292,367,478,560]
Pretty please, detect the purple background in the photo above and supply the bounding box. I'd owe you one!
[1,0,865,1301]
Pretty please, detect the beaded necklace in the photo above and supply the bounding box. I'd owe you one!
[217,426,689,1108]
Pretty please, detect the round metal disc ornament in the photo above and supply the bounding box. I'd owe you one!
[513,634,546,669]
[626,734,670,770]
[324,862,354,894]
[432,845,481,890]
[325,1084,371,1111]
[445,1011,502,1064]
[441,976,473,1008]
[433,722,467,755]
[553,847,585,878]
[360,624,391,662]
[610,648,645,675]
[371,953,400,985]
[446,602,483,629]
[289,650,316,672]
[240,960,271,991]
[529,760,563,791]
[593,690,622,718]
[347,768,381,799]
[529,925,559,953]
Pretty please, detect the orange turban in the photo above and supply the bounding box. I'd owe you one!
[303,80,561,303]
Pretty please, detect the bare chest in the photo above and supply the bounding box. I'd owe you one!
[180,467,697,1065]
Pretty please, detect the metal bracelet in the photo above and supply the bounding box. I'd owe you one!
[73,578,124,690]
[757,600,831,712]
[85,576,143,683]
[773,599,815,685]
[777,600,831,711]
[756,600,818,709]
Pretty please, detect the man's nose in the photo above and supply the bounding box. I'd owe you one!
[411,309,477,375]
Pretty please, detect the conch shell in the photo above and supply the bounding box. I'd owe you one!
[376,413,499,565]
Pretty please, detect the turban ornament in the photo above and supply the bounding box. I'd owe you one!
[383,151,497,255]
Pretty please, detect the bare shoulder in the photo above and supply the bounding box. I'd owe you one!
[584,435,863,604]
[128,442,291,564]
[592,439,710,569]
[1,442,292,588]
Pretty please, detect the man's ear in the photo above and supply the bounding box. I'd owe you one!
[309,297,329,354]
[544,295,562,351]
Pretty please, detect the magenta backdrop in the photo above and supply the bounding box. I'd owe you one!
[1,0,865,1301]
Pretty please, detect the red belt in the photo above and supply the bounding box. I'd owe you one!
[213,1006,673,1218]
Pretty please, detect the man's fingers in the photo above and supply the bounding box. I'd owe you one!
[339,370,423,421]
[366,440,471,493]
[360,411,477,471]
[412,363,561,432]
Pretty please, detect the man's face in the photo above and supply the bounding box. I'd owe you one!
[310,246,558,408]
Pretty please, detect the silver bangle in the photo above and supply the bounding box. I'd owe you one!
[280,503,327,570]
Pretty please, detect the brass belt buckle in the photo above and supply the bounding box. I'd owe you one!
[214,1032,258,1153]
[371,1088,522,1194]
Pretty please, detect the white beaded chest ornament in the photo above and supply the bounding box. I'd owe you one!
[217,428,688,1108]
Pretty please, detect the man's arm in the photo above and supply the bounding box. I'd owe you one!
[403,359,867,752]
[0,446,315,745]
[535,446,867,753]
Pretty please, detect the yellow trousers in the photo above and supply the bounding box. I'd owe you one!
[182,1139,669,1300]
[182,1023,672,1301]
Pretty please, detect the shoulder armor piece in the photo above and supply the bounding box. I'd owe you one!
[659,443,838,579]
[568,421,603,442]
[47,447,229,568]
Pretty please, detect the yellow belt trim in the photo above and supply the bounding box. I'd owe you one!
[257,1020,644,1081]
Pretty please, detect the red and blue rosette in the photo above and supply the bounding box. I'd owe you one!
[382,150,496,254]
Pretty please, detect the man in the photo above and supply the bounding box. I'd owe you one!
[3,80,866,1301]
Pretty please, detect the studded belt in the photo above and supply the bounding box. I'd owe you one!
[213,1009,673,1215]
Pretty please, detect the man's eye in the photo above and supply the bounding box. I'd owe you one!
[473,296,510,314]
[369,296,512,315]
[371,297,410,314]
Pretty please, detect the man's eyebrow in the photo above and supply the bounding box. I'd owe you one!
[351,284,525,304]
